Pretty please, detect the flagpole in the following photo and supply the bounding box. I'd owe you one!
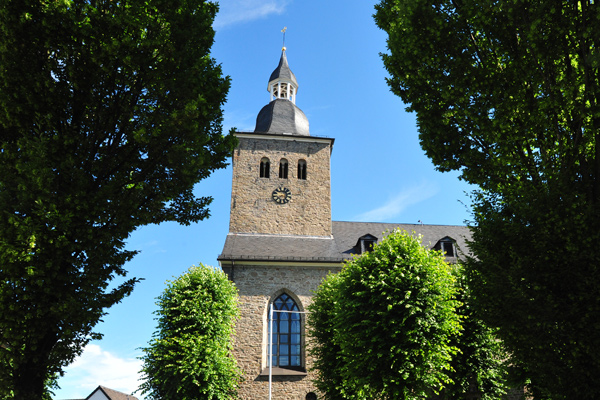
[268,302,308,399]
[269,303,273,400]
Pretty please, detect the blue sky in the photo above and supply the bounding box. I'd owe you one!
[53,1,473,398]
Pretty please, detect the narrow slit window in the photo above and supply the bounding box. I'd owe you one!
[297,160,307,180]
[260,158,270,178]
[279,159,289,179]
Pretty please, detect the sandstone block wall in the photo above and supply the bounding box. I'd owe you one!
[229,135,332,237]
[232,262,341,400]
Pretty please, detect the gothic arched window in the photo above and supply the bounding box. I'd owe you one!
[297,159,307,180]
[260,157,270,178]
[270,293,302,369]
[279,159,289,179]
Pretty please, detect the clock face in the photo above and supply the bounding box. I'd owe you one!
[272,187,292,204]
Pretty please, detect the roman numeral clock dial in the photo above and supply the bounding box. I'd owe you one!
[272,187,292,204]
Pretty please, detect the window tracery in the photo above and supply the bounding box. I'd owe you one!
[270,293,302,369]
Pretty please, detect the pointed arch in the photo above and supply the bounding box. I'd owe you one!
[266,289,305,371]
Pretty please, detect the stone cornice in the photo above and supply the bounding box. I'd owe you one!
[235,131,335,147]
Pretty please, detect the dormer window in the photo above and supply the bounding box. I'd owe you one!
[355,234,378,254]
[434,237,456,257]
[260,157,270,178]
[279,159,289,179]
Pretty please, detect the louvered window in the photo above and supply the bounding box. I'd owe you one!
[297,159,307,180]
[279,159,289,179]
[260,158,270,178]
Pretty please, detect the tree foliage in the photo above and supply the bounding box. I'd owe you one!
[139,265,241,400]
[0,0,235,398]
[307,273,353,400]
[308,230,461,400]
[440,273,512,400]
[374,1,600,398]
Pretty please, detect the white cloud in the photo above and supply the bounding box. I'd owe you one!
[355,182,439,222]
[56,344,142,399]
[214,0,291,29]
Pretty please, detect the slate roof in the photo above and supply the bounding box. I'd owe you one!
[268,50,298,87]
[85,385,138,400]
[255,98,310,136]
[218,221,471,264]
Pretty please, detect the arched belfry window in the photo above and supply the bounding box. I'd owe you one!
[270,293,302,369]
[297,159,307,180]
[279,158,289,179]
[260,157,270,178]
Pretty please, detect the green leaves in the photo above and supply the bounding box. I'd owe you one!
[309,230,462,400]
[139,265,241,400]
[375,0,600,398]
[0,0,235,398]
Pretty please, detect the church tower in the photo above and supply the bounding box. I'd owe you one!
[219,48,337,400]
[227,48,334,237]
[219,46,471,400]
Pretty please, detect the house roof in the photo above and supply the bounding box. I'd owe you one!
[218,221,471,264]
[85,385,138,400]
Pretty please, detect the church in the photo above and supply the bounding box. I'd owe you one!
[218,47,470,400]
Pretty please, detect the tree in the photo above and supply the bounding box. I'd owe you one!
[0,1,235,398]
[374,1,600,398]
[139,265,241,400]
[307,273,355,400]
[439,273,513,400]
[308,230,461,400]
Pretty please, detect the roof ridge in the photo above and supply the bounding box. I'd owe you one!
[332,220,467,227]
[226,232,334,240]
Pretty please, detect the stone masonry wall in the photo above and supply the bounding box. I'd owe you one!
[229,135,332,237]
[232,262,341,400]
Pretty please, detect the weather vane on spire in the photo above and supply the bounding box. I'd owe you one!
[281,26,287,51]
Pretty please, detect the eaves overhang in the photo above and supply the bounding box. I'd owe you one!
[234,131,335,153]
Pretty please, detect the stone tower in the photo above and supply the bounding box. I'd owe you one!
[228,48,334,237]
[220,48,337,400]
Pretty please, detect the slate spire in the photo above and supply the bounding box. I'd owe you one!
[255,47,309,135]
[268,49,299,103]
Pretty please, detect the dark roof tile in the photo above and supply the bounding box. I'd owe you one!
[218,221,471,263]
[84,386,138,400]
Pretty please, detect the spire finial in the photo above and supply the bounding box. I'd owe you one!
[281,26,287,51]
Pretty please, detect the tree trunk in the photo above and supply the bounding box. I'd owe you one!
[13,358,47,400]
